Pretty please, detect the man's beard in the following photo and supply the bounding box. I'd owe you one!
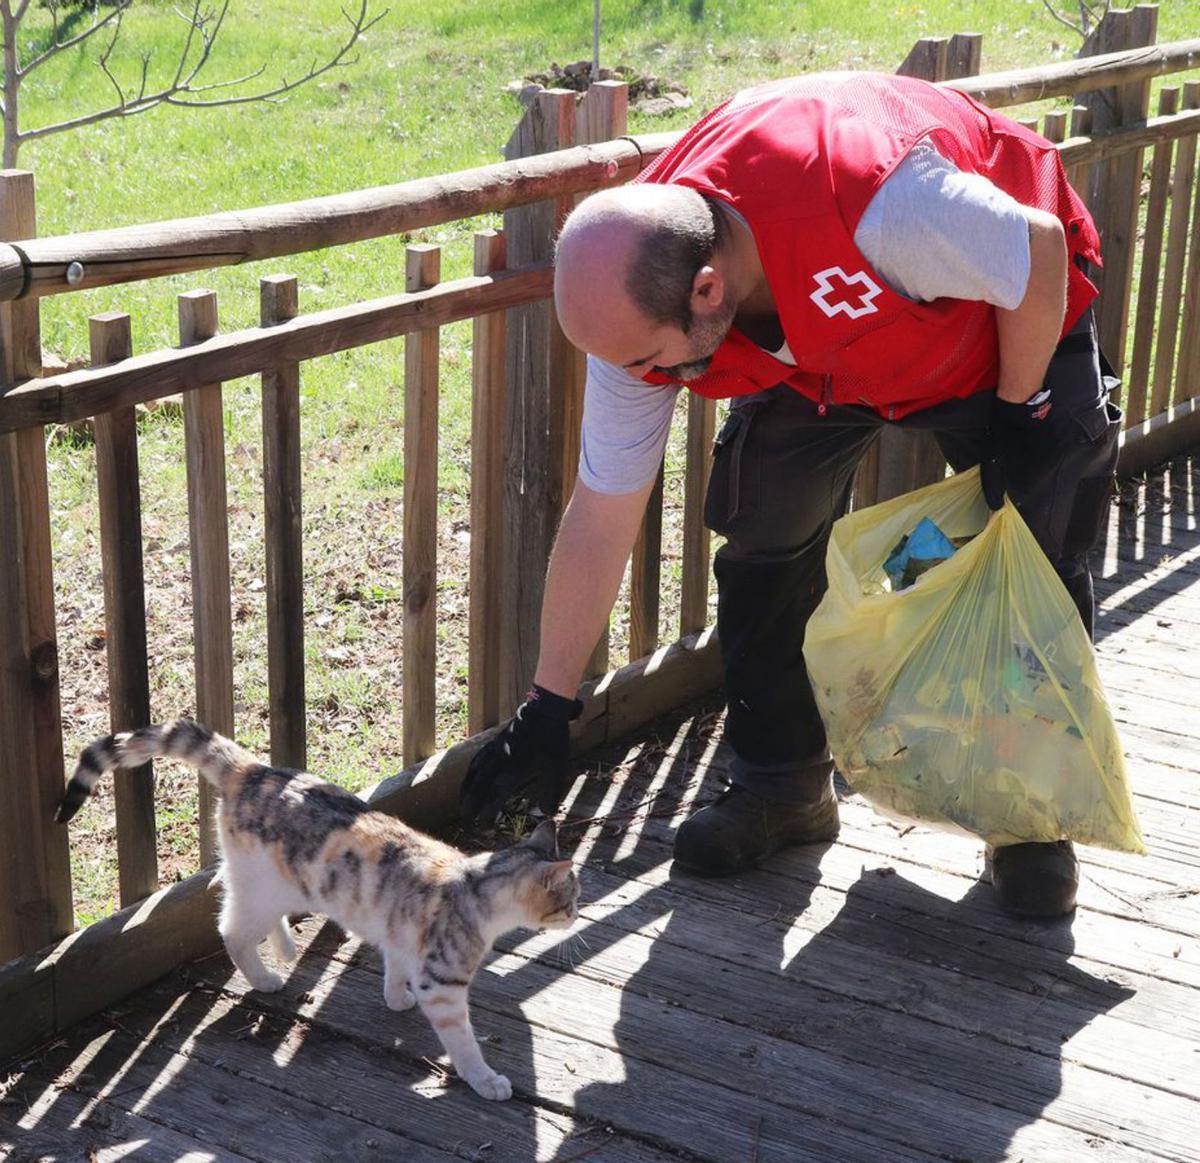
[652,301,736,382]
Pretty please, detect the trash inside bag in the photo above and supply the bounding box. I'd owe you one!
[803,467,1143,853]
[883,517,965,591]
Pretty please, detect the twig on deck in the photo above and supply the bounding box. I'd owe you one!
[557,1144,606,1163]
[1088,875,1146,914]
[753,903,784,927]
[559,788,671,830]
[421,1055,452,1082]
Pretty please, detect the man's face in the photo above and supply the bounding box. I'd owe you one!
[620,297,737,382]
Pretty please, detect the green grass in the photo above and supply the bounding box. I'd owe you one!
[24,0,1199,923]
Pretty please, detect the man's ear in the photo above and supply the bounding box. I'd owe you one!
[690,264,726,313]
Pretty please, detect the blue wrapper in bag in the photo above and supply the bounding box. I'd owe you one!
[883,517,959,590]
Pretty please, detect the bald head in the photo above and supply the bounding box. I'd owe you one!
[554,185,723,364]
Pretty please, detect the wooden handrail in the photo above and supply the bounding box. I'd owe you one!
[949,37,1200,107]
[1057,105,1200,166]
[0,136,672,302]
[0,263,552,434]
[0,40,1197,304]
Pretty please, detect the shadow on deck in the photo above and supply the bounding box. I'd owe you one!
[3,453,1198,1163]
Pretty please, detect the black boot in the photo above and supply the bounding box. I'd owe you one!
[673,771,839,877]
[987,841,1079,919]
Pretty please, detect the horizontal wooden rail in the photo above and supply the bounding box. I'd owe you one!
[1058,105,1200,166]
[0,40,1196,305]
[0,136,673,303]
[0,264,552,434]
[951,37,1200,108]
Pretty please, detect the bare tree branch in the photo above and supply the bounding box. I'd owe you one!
[183,61,267,96]
[95,9,124,102]
[1041,0,1087,38]
[167,2,385,108]
[17,0,386,149]
[168,1,207,93]
[1040,0,1110,41]
[21,2,129,79]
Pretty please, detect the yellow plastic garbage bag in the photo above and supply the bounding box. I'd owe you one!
[803,466,1143,853]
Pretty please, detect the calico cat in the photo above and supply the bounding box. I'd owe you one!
[56,719,579,1101]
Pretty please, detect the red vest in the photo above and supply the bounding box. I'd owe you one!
[638,73,1101,418]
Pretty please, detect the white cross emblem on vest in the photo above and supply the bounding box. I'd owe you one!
[810,266,884,320]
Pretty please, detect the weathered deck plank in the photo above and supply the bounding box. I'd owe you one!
[2,454,1198,1163]
[166,957,946,1163]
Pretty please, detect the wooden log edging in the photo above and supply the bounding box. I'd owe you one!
[1118,398,1200,480]
[0,626,720,1065]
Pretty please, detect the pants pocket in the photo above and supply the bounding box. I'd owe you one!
[1062,401,1122,560]
[704,398,764,534]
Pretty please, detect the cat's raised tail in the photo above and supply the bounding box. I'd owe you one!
[56,719,254,824]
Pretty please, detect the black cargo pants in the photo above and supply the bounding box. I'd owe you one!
[704,309,1122,800]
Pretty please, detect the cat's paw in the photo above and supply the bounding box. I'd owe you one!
[385,986,416,1012]
[249,970,285,994]
[466,1070,512,1101]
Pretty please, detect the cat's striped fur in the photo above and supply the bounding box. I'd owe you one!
[58,719,579,1101]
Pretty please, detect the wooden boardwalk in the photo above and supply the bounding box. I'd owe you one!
[3,453,1198,1163]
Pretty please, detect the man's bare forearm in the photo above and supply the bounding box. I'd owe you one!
[533,477,655,698]
[995,208,1067,404]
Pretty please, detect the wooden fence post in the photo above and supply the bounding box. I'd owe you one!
[572,79,629,680]
[946,32,982,78]
[629,462,665,662]
[1174,89,1200,405]
[500,89,576,714]
[180,289,233,868]
[91,312,158,906]
[1124,86,1179,425]
[260,275,307,770]
[896,35,949,79]
[680,396,716,637]
[1066,105,1093,201]
[1149,81,1200,419]
[1077,4,1159,375]
[469,230,508,733]
[403,244,441,764]
[0,169,73,961]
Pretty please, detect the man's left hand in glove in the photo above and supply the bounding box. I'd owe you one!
[980,387,1057,511]
[458,684,583,825]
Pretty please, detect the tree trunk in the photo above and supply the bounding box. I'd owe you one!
[2,1,20,168]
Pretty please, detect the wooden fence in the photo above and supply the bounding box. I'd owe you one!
[2,15,1200,1058]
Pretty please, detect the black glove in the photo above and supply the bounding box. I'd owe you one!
[458,684,583,824]
[980,388,1057,511]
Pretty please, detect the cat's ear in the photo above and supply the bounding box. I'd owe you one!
[540,859,574,889]
[527,819,559,857]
